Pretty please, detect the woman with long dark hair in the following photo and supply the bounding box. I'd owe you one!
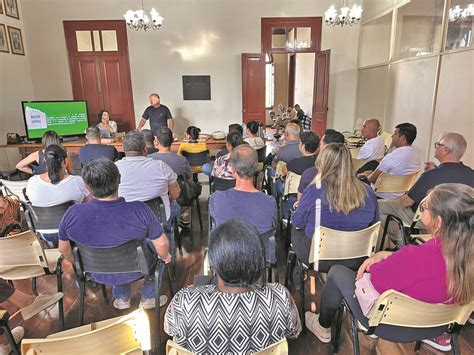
[16,130,61,175]
[97,109,118,136]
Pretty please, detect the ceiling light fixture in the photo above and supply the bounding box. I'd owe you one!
[124,0,163,31]
[325,1,363,27]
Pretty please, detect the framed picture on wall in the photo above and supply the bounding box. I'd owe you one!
[7,26,23,55]
[0,24,9,53]
[4,0,19,19]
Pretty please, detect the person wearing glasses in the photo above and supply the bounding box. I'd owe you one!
[378,132,473,248]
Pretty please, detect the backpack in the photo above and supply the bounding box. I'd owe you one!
[0,195,22,237]
[176,176,202,206]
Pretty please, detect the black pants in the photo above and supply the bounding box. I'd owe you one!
[356,160,380,175]
[290,227,366,272]
[319,265,448,342]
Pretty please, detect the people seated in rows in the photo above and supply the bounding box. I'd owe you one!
[211,131,244,180]
[271,123,302,168]
[16,130,61,175]
[244,120,265,148]
[209,145,276,233]
[216,123,244,159]
[178,126,209,175]
[165,220,301,353]
[58,158,171,310]
[79,126,118,165]
[97,109,117,137]
[142,129,158,155]
[358,123,420,200]
[292,143,379,270]
[379,132,473,247]
[356,118,385,165]
[297,129,345,199]
[26,144,91,207]
[115,131,180,224]
[274,105,297,131]
[306,184,474,352]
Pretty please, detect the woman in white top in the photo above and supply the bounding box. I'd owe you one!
[244,121,265,148]
[26,144,91,207]
[97,110,118,136]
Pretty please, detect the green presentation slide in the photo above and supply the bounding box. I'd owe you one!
[23,101,89,139]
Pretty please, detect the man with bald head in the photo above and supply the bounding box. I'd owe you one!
[209,145,277,233]
[357,119,385,161]
[272,122,303,167]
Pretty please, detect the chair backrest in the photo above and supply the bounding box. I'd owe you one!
[381,131,392,152]
[70,153,83,176]
[22,308,150,354]
[351,158,368,172]
[283,172,301,197]
[373,171,419,194]
[24,201,74,233]
[274,161,286,180]
[0,179,29,203]
[368,289,474,329]
[165,338,288,355]
[72,239,156,278]
[309,222,381,270]
[182,150,210,167]
[210,177,236,193]
[145,197,167,225]
[349,147,361,159]
[411,196,428,224]
[256,146,267,163]
[0,230,49,279]
[301,115,311,130]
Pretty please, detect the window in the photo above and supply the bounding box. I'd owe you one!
[446,0,473,50]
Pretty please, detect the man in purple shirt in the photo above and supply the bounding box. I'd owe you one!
[58,157,171,310]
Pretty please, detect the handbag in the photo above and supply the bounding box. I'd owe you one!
[354,273,380,317]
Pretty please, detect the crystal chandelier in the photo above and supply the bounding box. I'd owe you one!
[449,4,474,22]
[325,1,363,27]
[123,0,164,31]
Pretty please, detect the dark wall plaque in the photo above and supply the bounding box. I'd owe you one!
[182,75,211,100]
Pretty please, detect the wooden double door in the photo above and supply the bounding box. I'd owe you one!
[63,20,135,131]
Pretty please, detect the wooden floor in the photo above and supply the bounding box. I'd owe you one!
[4,189,474,354]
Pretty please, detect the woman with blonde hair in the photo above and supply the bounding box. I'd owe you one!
[291,143,379,270]
[306,183,473,352]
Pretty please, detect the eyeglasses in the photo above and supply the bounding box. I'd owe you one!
[419,200,429,213]
[434,142,446,149]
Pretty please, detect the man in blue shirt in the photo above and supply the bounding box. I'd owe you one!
[79,126,118,164]
[58,157,171,310]
[137,93,174,135]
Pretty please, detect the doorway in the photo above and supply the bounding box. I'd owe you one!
[63,20,135,132]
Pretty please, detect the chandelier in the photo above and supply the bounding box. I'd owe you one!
[325,1,363,27]
[123,0,164,31]
[449,4,474,22]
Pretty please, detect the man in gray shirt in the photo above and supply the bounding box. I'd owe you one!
[272,122,302,166]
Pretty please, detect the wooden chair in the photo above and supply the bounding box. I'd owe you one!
[285,222,381,330]
[279,172,301,236]
[21,308,151,355]
[373,171,419,194]
[0,230,65,330]
[379,196,432,250]
[182,150,210,177]
[381,131,393,152]
[0,179,29,203]
[339,289,473,355]
[166,337,288,354]
[351,158,368,173]
[349,147,361,159]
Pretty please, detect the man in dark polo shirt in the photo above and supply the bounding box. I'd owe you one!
[379,132,473,247]
[79,126,118,164]
[137,93,173,135]
[58,157,172,310]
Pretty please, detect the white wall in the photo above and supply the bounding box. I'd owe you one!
[0,0,34,170]
[16,0,359,138]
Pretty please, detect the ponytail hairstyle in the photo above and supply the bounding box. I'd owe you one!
[186,126,201,142]
[41,130,61,149]
[246,121,260,136]
[426,183,474,305]
[44,144,67,184]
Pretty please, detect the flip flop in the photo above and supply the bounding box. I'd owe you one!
[20,292,64,320]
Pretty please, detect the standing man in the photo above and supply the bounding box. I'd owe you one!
[137,93,174,134]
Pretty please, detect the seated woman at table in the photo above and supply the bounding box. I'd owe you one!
[306,183,473,352]
[26,144,91,207]
[244,120,265,148]
[16,130,61,175]
[97,109,118,137]
[178,126,209,175]
[291,143,379,271]
[165,219,301,353]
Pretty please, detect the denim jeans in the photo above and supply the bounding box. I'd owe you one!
[112,279,155,301]
[201,163,212,176]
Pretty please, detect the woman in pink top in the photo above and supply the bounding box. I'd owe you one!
[305,183,473,350]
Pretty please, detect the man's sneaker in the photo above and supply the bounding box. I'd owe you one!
[113,297,131,310]
[468,316,474,325]
[357,320,378,339]
[139,295,168,309]
[305,312,331,343]
[0,326,24,355]
[422,333,452,352]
